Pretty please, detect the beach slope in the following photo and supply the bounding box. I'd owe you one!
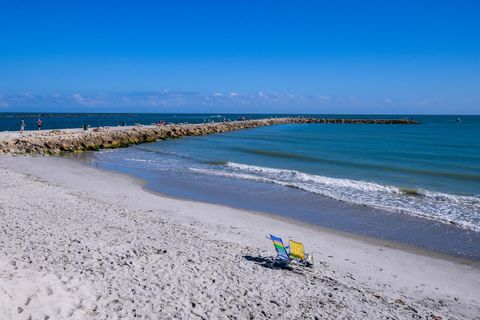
[0,156,479,319]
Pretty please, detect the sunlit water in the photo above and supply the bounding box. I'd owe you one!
[91,115,480,232]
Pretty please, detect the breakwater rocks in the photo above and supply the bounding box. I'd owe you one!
[0,117,418,155]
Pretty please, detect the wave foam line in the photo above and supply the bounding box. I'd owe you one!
[190,162,480,232]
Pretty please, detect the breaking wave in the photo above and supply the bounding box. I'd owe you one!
[190,162,480,231]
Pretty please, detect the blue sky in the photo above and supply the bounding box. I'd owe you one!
[0,1,479,114]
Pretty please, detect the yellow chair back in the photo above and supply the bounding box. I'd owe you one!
[289,240,305,260]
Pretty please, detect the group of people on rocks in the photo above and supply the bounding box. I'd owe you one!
[19,118,166,132]
[19,117,42,132]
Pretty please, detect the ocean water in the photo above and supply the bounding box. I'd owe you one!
[0,113,364,131]
[0,113,257,131]
[0,112,418,132]
[88,115,480,233]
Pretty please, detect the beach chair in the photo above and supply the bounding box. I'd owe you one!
[289,240,314,268]
[267,235,314,268]
[268,234,290,264]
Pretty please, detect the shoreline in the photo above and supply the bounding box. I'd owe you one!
[1,155,479,319]
[140,182,480,265]
[73,150,480,264]
[83,150,480,261]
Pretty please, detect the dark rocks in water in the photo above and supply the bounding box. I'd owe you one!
[0,117,419,155]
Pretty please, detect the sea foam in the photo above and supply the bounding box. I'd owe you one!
[191,162,480,231]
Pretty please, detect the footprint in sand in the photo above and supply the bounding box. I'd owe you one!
[0,265,96,320]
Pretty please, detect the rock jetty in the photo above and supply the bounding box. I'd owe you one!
[0,117,418,155]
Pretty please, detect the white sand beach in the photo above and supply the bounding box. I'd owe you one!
[0,155,479,319]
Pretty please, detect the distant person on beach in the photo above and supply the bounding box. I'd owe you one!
[20,119,25,132]
[37,118,43,130]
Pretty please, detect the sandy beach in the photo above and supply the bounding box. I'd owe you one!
[1,155,479,319]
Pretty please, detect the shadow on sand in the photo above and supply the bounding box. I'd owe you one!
[243,255,294,271]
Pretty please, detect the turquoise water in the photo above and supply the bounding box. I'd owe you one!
[93,115,480,231]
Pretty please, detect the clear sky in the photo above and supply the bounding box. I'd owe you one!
[1,0,479,114]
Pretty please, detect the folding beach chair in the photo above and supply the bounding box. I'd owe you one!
[268,234,290,264]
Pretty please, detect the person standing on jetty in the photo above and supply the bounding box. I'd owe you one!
[37,117,43,130]
[19,119,25,132]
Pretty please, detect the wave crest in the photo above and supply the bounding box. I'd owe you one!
[190,162,480,231]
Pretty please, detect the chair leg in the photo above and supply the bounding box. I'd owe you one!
[304,253,314,268]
